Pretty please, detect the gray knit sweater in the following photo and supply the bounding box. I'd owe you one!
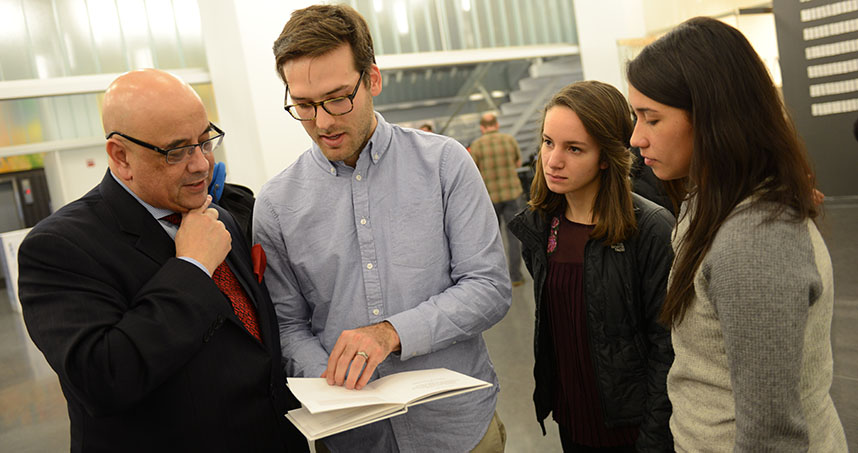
[667,198,847,452]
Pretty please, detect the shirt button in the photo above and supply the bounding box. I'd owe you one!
[373,154,379,160]
[355,174,362,181]
[372,309,380,316]
[329,167,336,175]
[360,218,367,225]
[366,263,373,269]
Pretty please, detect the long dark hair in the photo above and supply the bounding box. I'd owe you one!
[529,81,636,245]
[627,17,819,326]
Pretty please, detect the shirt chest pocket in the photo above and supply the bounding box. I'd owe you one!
[387,200,447,268]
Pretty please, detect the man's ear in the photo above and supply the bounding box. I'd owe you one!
[369,64,382,96]
[106,139,133,180]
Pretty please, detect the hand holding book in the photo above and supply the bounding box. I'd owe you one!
[323,321,401,390]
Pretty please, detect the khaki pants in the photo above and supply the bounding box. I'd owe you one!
[314,411,506,452]
[471,411,507,453]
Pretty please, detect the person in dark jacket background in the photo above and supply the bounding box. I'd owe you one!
[508,81,675,452]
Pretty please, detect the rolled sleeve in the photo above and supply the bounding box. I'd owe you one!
[387,142,511,359]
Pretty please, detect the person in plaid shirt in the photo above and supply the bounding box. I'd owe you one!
[470,112,525,286]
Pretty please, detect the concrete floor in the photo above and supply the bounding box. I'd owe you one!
[0,203,855,452]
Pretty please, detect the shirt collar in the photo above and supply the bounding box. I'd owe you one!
[311,112,392,176]
[109,170,175,219]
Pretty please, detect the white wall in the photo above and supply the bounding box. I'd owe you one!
[641,0,766,34]
[637,1,782,87]
[1,227,33,313]
[572,0,647,94]
[574,0,782,94]
[724,13,782,86]
[198,0,314,195]
[43,145,106,209]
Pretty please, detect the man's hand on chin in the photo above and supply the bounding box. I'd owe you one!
[174,195,232,273]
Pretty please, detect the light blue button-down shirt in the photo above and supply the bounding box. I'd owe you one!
[254,113,511,452]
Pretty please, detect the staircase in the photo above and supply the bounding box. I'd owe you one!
[497,55,584,159]
[378,54,584,157]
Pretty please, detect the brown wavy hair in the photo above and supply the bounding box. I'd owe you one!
[627,17,819,326]
[272,4,376,85]
[529,80,636,245]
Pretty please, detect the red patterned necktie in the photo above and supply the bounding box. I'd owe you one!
[161,213,261,341]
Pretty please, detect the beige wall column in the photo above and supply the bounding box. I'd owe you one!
[198,0,314,194]
[572,0,647,94]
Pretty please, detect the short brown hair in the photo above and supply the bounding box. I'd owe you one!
[529,81,636,245]
[272,4,376,84]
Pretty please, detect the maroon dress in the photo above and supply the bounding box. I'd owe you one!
[545,216,638,447]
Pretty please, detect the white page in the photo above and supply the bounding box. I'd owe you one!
[286,404,404,441]
[287,368,491,414]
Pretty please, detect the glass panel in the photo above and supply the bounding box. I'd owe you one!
[403,0,420,53]
[116,0,155,69]
[483,0,504,47]
[87,0,127,73]
[7,99,44,145]
[535,2,551,44]
[563,0,578,44]
[391,0,414,53]
[545,0,560,43]
[0,0,213,156]
[144,0,183,68]
[332,0,580,52]
[0,83,217,148]
[521,0,537,44]
[173,0,206,68]
[0,102,12,146]
[492,0,512,47]
[37,94,96,142]
[351,0,382,55]
[54,0,100,76]
[47,95,78,140]
[376,0,402,55]
[455,0,468,50]
[23,0,67,79]
[71,93,102,138]
[0,0,35,80]
[464,0,480,48]
[417,0,438,52]
[510,0,525,46]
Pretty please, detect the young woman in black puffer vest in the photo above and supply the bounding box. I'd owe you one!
[509,80,675,453]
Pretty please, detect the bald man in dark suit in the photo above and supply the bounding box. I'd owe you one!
[17,69,308,453]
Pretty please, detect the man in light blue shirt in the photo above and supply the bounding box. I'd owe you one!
[255,4,511,452]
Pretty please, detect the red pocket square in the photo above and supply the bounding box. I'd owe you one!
[251,244,267,283]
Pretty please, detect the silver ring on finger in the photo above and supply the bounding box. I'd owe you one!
[356,351,369,360]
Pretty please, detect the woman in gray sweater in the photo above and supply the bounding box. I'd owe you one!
[625,17,847,452]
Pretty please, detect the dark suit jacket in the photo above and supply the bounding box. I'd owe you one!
[218,183,256,249]
[18,171,308,453]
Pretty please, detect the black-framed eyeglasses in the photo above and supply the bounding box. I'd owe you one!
[106,122,225,165]
[284,71,364,121]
